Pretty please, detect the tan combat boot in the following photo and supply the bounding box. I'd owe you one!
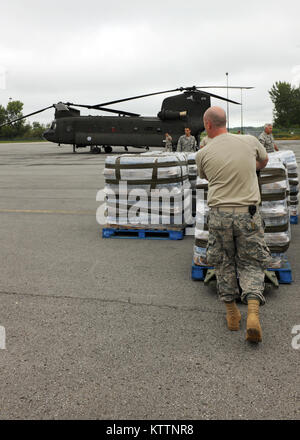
[246,299,262,342]
[225,301,241,331]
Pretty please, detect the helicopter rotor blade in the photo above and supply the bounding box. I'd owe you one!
[65,103,140,117]
[89,107,140,117]
[0,105,54,128]
[92,85,243,108]
[200,90,241,105]
[91,88,184,108]
[196,86,254,89]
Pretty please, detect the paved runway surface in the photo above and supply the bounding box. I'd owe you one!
[0,141,299,420]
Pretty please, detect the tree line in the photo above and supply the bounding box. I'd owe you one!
[0,100,49,140]
[269,81,300,128]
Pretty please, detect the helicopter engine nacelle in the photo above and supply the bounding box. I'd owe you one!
[157,110,187,120]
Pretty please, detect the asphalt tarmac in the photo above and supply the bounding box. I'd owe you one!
[0,141,299,420]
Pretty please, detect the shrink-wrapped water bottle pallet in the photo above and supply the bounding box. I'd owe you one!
[102,227,185,240]
[290,215,298,224]
[191,261,292,284]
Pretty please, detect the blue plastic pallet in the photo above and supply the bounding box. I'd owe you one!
[102,227,185,240]
[266,260,293,284]
[191,261,292,284]
[290,215,298,224]
[191,263,214,281]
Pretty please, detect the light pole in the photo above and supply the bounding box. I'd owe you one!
[239,87,254,134]
[240,88,243,134]
[226,72,229,130]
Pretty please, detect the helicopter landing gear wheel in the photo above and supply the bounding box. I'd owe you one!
[90,146,101,154]
[104,145,112,153]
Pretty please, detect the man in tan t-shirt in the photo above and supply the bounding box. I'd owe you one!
[195,106,271,343]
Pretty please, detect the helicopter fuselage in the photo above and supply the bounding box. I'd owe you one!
[43,91,212,150]
[43,114,204,148]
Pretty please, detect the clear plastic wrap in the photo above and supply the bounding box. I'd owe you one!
[289,205,299,216]
[272,150,297,170]
[195,177,208,189]
[263,215,289,227]
[264,229,291,246]
[103,152,190,228]
[194,229,209,240]
[261,179,288,194]
[193,246,208,266]
[269,253,288,269]
[260,199,289,216]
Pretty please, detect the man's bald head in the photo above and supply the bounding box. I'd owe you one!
[203,106,227,128]
[203,106,227,138]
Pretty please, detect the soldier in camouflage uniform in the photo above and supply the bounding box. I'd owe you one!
[177,127,197,152]
[164,133,173,152]
[206,209,271,306]
[196,107,271,343]
[199,135,211,148]
[258,124,279,153]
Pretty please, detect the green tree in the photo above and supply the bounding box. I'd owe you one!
[31,121,47,139]
[0,104,6,124]
[269,81,300,127]
[0,100,27,139]
[0,104,7,138]
[6,100,23,121]
[0,100,49,140]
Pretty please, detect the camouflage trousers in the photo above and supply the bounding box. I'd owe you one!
[206,208,272,305]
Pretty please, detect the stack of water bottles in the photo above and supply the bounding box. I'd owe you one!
[103,152,190,229]
[274,150,299,222]
[258,155,291,268]
[193,177,209,265]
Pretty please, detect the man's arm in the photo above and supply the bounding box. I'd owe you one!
[258,133,266,147]
[177,136,182,152]
[193,136,197,151]
[255,137,268,170]
[256,154,268,170]
[271,133,279,151]
[195,151,207,179]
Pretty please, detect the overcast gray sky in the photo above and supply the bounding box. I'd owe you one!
[1,0,300,127]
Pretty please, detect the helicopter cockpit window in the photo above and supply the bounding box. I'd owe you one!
[50,121,56,130]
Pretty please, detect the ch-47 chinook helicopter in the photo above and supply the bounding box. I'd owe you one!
[1,86,242,153]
